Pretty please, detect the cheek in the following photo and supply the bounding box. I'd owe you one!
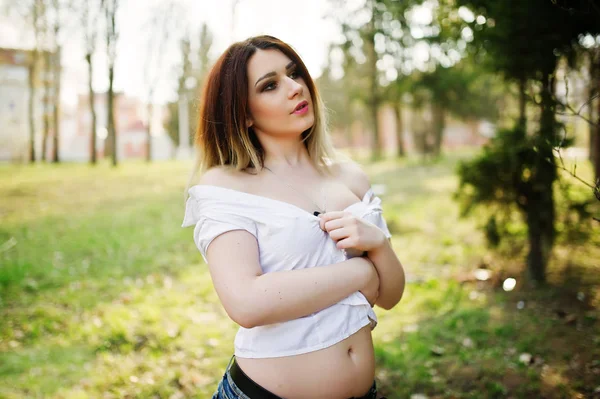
[254,101,282,119]
[250,97,287,129]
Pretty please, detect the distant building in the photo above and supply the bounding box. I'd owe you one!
[330,104,491,156]
[0,46,173,163]
[0,47,55,162]
[74,92,174,162]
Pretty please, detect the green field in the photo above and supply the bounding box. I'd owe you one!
[1,154,598,398]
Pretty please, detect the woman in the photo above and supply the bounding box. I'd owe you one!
[182,35,405,399]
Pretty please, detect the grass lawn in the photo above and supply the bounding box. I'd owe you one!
[0,153,598,398]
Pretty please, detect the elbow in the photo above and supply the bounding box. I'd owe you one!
[382,266,406,310]
[227,295,266,329]
[235,315,258,329]
[229,308,259,329]
[377,285,405,310]
[377,297,400,311]
[227,278,273,328]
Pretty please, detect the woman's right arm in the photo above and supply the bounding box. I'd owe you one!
[205,228,376,328]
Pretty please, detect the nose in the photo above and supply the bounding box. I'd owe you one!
[287,76,303,99]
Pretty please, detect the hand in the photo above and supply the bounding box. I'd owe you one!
[319,211,386,252]
[355,256,380,307]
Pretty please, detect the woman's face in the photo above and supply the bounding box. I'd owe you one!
[246,49,315,139]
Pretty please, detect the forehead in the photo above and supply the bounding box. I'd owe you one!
[247,49,293,81]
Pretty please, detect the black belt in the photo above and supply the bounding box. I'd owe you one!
[228,357,379,399]
[229,357,282,399]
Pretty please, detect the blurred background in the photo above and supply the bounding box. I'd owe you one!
[0,0,599,398]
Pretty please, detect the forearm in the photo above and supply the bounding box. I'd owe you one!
[367,239,405,310]
[243,257,369,328]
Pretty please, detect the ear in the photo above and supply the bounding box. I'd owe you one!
[246,117,253,128]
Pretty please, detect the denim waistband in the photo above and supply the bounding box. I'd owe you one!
[217,355,382,399]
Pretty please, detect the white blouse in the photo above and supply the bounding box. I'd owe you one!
[182,184,392,359]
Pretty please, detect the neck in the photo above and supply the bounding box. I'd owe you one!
[262,141,311,170]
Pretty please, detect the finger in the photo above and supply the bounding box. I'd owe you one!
[323,218,345,233]
[320,211,355,231]
[328,226,350,242]
[335,237,356,250]
[319,211,346,224]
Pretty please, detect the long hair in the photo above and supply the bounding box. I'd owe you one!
[186,35,341,192]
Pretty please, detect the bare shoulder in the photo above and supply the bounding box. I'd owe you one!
[331,160,371,199]
[197,165,247,190]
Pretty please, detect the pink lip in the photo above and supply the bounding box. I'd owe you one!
[292,100,309,115]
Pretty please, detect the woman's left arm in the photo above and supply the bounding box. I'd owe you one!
[367,238,405,310]
[321,161,406,310]
[319,212,405,310]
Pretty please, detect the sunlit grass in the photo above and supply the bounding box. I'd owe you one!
[0,153,598,398]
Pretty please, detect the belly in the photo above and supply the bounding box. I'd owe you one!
[235,324,375,399]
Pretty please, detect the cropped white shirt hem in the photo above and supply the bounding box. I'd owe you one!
[233,309,373,359]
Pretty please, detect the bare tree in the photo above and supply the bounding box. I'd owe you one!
[81,0,102,164]
[590,48,600,181]
[11,0,46,163]
[365,2,382,161]
[187,22,214,144]
[4,0,47,163]
[38,0,77,164]
[142,0,181,162]
[49,0,66,163]
[102,0,119,166]
[195,22,213,92]
[40,1,51,162]
[550,57,600,221]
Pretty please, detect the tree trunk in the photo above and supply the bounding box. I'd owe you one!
[526,211,546,283]
[411,108,427,154]
[366,13,381,161]
[105,0,118,166]
[87,53,97,164]
[146,102,152,162]
[592,86,600,182]
[28,55,37,163]
[394,102,405,157]
[108,64,117,166]
[42,50,51,162]
[432,103,445,157]
[589,99,595,164]
[518,77,527,130]
[525,72,557,284]
[594,49,600,182]
[370,102,381,161]
[51,47,61,163]
[344,97,355,157]
[588,51,595,163]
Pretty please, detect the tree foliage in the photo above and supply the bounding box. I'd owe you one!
[453,0,599,282]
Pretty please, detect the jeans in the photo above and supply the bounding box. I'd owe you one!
[211,367,252,399]
[211,356,385,399]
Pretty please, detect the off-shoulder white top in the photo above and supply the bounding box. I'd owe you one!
[182,184,392,359]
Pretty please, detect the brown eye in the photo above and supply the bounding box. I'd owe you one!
[263,82,277,91]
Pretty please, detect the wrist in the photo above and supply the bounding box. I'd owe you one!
[367,235,389,256]
[352,256,373,277]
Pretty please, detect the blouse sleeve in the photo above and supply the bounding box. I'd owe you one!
[182,196,258,263]
[372,213,392,239]
[363,189,392,240]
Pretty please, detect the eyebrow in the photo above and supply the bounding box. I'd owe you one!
[254,61,296,87]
